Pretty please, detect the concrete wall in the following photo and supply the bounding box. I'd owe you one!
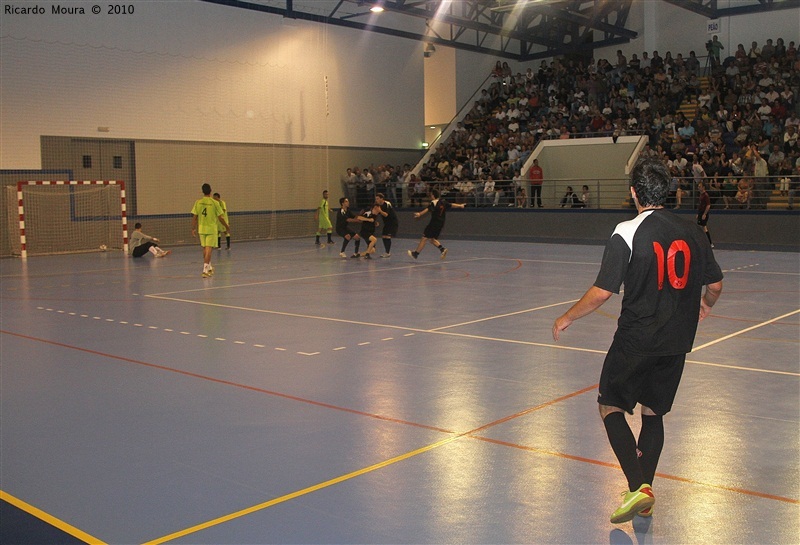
[396,208,800,252]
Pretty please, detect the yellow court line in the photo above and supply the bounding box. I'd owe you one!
[0,490,107,545]
[142,435,461,545]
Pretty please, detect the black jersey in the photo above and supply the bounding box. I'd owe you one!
[336,207,356,236]
[359,209,377,238]
[379,201,398,229]
[594,209,723,356]
[426,198,452,229]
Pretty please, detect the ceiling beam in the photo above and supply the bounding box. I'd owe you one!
[198,0,638,61]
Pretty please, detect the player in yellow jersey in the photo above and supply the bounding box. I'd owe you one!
[213,192,230,250]
[191,183,230,278]
[315,189,334,245]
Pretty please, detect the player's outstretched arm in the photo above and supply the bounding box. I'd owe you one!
[552,285,613,341]
[414,208,429,219]
[699,280,723,321]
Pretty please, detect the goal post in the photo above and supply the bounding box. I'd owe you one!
[15,180,128,259]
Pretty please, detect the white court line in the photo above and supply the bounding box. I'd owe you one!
[144,295,430,333]
[431,299,580,331]
[143,290,796,376]
[685,358,799,377]
[145,258,482,297]
[691,309,800,353]
[725,270,800,276]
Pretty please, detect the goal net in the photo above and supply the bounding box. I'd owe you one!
[7,181,128,258]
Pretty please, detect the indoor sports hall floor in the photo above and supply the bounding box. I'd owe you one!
[1,239,798,545]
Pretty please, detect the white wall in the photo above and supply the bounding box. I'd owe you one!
[424,45,457,126]
[595,2,799,66]
[0,0,425,169]
[2,1,797,171]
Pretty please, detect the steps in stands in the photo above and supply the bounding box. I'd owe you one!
[676,76,710,121]
[767,189,791,209]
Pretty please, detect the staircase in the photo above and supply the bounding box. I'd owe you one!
[766,187,791,210]
[676,76,710,121]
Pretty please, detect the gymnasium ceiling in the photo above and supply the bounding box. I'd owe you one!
[199,0,800,62]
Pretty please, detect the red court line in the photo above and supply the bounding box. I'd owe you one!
[4,329,796,507]
[0,329,451,435]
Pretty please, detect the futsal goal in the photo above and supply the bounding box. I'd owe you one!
[7,180,128,258]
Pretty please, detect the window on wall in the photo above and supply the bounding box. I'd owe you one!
[113,156,123,169]
[82,155,92,168]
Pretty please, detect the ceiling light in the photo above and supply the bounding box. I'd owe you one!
[370,5,384,13]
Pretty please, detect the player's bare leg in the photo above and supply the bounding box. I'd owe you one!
[202,246,214,277]
[408,237,429,259]
[431,238,447,259]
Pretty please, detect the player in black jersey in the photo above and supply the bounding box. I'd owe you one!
[353,206,379,258]
[552,157,724,524]
[375,193,399,258]
[335,198,362,258]
[408,188,466,260]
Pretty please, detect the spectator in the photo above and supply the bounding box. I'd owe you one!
[560,186,580,208]
[736,178,752,209]
[576,185,591,208]
[528,158,544,208]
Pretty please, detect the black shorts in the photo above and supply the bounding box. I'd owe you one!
[382,220,398,237]
[697,215,708,227]
[423,223,443,239]
[131,242,156,257]
[337,228,358,238]
[598,341,686,415]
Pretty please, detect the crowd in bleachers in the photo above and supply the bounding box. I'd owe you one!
[345,37,800,209]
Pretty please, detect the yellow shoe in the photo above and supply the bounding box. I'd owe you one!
[610,484,654,524]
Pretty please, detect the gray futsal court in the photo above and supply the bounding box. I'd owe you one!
[1,238,798,544]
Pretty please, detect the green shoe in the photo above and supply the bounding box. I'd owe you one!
[637,505,653,517]
[610,484,654,524]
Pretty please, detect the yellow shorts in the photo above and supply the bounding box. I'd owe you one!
[199,234,218,248]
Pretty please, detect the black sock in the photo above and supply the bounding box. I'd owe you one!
[706,231,713,245]
[637,414,664,485]
[384,238,392,253]
[354,240,361,253]
[341,238,350,252]
[327,233,333,243]
[226,236,230,248]
[315,235,320,243]
[603,411,645,491]
[439,246,446,253]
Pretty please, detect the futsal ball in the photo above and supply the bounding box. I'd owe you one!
[99,244,107,251]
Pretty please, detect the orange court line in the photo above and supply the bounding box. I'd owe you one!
[470,436,798,505]
[3,329,797,544]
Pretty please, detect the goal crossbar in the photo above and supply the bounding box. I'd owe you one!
[16,180,128,259]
